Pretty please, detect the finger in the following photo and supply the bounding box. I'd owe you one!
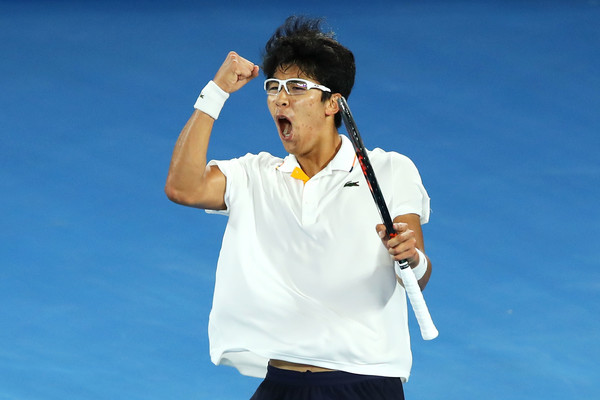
[232,58,256,79]
[375,224,390,247]
[375,223,390,240]
[393,222,408,233]
[229,53,259,78]
[214,52,259,93]
[391,230,416,249]
[391,248,418,263]
[240,57,259,75]
[388,241,418,263]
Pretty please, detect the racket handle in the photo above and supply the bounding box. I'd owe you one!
[398,262,439,340]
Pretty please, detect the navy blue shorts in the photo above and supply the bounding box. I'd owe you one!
[250,365,405,400]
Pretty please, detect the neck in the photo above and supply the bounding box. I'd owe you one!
[296,133,342,178]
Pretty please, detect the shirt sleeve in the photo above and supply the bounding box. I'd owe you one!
[387,152,431,225]
[204,158,246,216]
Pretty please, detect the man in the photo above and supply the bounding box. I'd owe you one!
[165,16,432,399]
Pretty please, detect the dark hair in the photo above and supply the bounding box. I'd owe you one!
[262,16,356,127]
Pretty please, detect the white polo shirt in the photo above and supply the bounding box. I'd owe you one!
[205,134,430,381]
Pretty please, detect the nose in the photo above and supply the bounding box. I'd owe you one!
[274,88,290,107]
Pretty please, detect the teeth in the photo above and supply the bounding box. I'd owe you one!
[283,124,290,137]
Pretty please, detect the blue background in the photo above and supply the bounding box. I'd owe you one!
[2,1,599,399]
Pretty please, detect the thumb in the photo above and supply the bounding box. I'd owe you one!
[213,52,258,93]
[375,224,387,239]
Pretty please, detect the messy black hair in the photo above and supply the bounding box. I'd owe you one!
[262,16,356,127]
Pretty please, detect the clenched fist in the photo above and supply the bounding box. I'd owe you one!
[213,51,260,93]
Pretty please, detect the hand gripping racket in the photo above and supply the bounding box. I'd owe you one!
[338,97,438,340]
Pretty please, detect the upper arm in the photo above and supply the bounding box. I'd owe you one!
[166,163,227,210]
[196,164,228,210]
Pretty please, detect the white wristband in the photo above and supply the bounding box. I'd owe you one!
[395,248,428,280]
[193,80,229,120]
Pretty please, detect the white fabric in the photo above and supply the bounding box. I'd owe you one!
[395,248,428,281]
[205,134,430,381]
[412,248,429,280]
[193,80,229,120]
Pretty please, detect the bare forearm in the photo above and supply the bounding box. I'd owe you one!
[165,110,215,204]
[165,52,259,208]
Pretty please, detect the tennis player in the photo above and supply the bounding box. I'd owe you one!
[165,16,432,400]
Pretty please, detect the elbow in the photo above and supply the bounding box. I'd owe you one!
[164,181,209,208]
[164,184,180,203]
[164,182,191,205]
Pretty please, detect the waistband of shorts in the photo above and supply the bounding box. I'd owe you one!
[265,365,390,386]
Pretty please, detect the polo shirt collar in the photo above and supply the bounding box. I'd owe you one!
[277,134,357,176]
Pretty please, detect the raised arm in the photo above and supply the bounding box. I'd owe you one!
[165,52,260,209]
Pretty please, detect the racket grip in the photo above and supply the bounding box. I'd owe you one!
[398,262,439,340]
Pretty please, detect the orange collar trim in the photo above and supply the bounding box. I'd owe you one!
[290,167,310,184]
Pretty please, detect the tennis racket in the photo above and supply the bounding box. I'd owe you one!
[338,96,438,340]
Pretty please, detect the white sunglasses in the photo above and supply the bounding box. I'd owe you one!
[264,78,331,96]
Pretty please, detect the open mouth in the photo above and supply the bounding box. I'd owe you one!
[277,116,292,139]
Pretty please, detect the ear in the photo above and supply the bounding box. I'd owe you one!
[325,93,341,117]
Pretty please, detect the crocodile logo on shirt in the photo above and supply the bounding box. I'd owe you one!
[343,181,360,187]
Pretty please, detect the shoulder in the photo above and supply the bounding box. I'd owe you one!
[368,147,419,173]
[218,151,283,172]
[237,151,283,166]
